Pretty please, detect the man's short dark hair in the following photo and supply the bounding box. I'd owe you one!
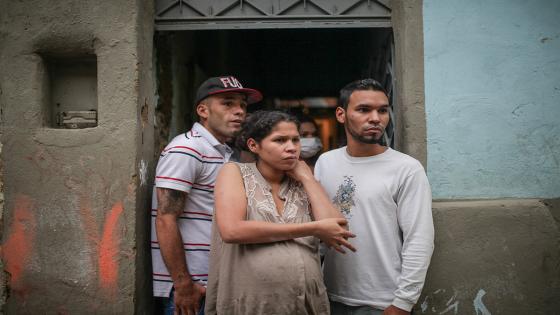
[338,79,388,110]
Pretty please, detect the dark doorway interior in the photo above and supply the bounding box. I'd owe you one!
[155,28,393,151]
[190,28,391,98]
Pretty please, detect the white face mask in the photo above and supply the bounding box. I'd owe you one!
[300,137,323,159]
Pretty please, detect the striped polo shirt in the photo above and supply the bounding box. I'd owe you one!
[151,122,233,297]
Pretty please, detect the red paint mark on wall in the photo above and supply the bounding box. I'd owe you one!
[0,195,36,285]
[98,202,123,291]
[77,195,126,296]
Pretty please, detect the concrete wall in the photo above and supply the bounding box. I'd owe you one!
[391,0,427,167]
[134,0,156,312]
[416,199,560,315]
[0,141,4,309]
[421,2,560,313]
[0,0,155,313]
[424,0,560,199]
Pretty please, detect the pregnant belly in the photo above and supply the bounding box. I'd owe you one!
[236,241,319,286]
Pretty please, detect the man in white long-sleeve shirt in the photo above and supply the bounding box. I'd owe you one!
[315,79,434,315]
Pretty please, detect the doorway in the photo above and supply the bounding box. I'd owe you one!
[154,27,394,153]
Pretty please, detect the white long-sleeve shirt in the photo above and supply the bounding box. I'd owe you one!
[315,147,434,311]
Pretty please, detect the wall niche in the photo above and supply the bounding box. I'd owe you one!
[44,56,98,129]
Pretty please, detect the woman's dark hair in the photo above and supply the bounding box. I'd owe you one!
[237,110,300,151]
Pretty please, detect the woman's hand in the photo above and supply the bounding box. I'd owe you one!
[286,160,314,183]
[314,218,356,253]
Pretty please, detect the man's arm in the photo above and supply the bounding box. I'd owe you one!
[214,163,355,252]
[155,187,205,315]
[391,168,435,313]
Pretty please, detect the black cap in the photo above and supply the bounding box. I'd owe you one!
[195,76,263,105]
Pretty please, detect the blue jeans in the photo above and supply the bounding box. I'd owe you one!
[330,301,384,315]
[163,289,205,315]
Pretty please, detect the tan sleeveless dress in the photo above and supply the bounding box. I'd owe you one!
[205,162,329,315]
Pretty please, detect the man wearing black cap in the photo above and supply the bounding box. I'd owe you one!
[151,76,262,315]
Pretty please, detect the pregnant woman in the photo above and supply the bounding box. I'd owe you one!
[205,110,355,315]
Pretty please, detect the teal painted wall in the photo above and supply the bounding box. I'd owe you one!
[424,0,560,199]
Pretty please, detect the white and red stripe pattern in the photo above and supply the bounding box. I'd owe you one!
[151,209,212,222]
[152,272,208,284]
[151,240,211,252]
[160,145,224,164]
[151,122,232,298]
[154,177,215,193]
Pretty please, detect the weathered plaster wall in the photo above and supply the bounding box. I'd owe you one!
[0,141,4,308]
[0,0,154,313]
[424,0,560,198]
[422,2,560,313]
[391,0,427,167]
[133,0,156,313]
[416,199,560,315]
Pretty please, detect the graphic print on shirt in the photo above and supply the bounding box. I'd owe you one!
[332,176,356,219]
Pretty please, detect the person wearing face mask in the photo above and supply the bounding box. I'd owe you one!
[298,115,324,171]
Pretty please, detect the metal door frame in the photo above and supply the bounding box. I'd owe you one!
[155,0,392,30]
